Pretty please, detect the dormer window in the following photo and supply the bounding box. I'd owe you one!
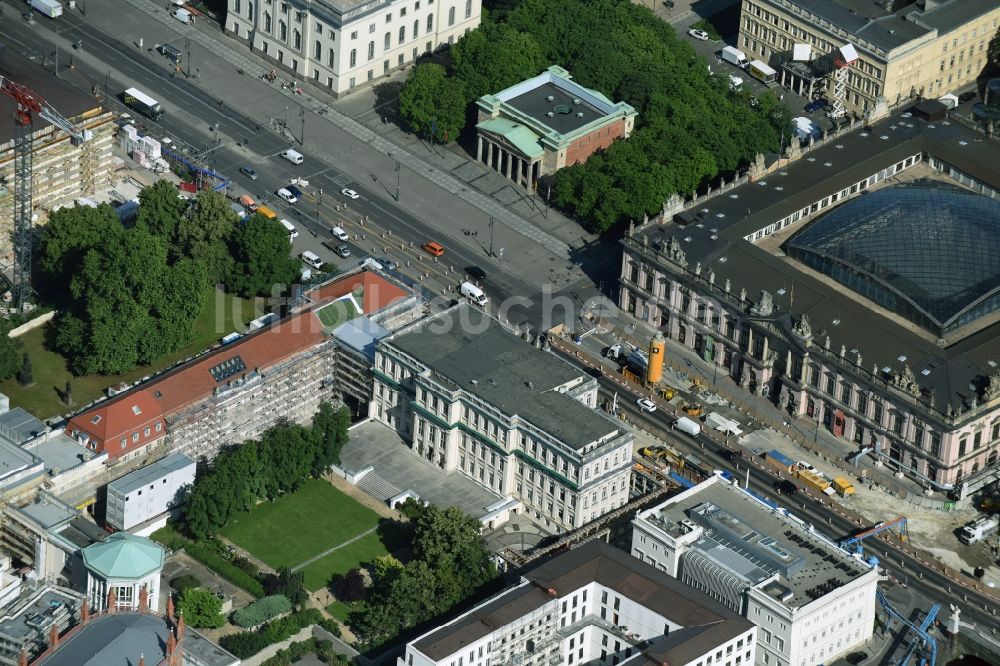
[91,415,102,424]
[132,405,142,415]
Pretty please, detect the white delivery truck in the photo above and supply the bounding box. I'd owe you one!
[748,60,777,84]
[170,7,194,24]
[29,0,63,18]
[460,281,488,307]
[675,416,701,437]
[280,148,304,165]
[958,515,999,545]
[720,46,748,68]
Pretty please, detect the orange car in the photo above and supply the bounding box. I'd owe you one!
[239,194,258,212]
[422,241,445,257]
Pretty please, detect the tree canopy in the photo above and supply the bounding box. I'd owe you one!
[398,0,790,232]
[0,325,24,382]
[177,587,225,628]
[398,63,467,143]
[226,214,301,297]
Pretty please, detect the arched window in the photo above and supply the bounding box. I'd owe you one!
[465,0,472,18]
[399,26,405,44]
[367,41,375,60]
[247,2,253,20]
[293,29,301,50]
[349,49,357,67]
[314,40,321,59]
[279,20,287,41]
[264,12,272,32]
[413,20,419,40]
[384,32,391,50]
[426,14,433,33]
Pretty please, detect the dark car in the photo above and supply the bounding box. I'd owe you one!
[957,91,977,104]
[773,479,798,496]
[804,98,828,113]
[845,652,868,665]
[719,449,738,462]
[286,184,304,199]
[586,366,603,379]
[465,265,487,281]
[239,166,258,180]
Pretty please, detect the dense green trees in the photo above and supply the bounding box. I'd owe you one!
[183,403,352,540]
[349,505,497,649]
[226,214,301,297]
[398,0,790,232]
[0,326,24,382]
[398,64,467,143]
[177,587,225,628]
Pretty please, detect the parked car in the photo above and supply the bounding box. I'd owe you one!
[378,256,398,270]
[341,188,360,199]
[958,91,977,103]
[465,265,487,281]
[688,28,710,41]
[773,479,798,496]
[804,98,828,113]
[286,184,303,199]
[331,226,349,241]
[422,241,445,257]
[719,449,738,462]
[336,244,351,258]
[845,652,868,665]
[276,187,298,204]
[637,398,657,413]
[239,166,258,180]
[586,367,603,379]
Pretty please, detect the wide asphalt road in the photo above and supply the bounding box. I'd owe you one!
[2,5,599,329]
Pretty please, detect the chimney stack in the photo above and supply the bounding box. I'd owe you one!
[81,599,90,624]
[48,624,59,650]
[107,588,117,614]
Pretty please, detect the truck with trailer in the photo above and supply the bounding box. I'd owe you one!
[29,0,63,18]
[797,469,833,495]
[958,515,999,545]
[765,450,796,474]
[747,60,777,84]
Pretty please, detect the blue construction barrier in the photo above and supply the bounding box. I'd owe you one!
[160,146,231,192]
[669,472,695,488]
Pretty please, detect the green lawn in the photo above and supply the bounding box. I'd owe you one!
[327,599,365,624]
[0,287,262,419]
[316,295,361,329]
[300,531,389,591]
[221,479,384,581]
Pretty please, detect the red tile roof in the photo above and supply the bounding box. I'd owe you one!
[306,271,408,313]
[69,311,326,450]
[67,391,165,458]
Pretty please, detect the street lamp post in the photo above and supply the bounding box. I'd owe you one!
[299,107,305,145]
[394,161,400,202]
[488,217,494,257]
[185,39,191,78]
[315,188,323,237]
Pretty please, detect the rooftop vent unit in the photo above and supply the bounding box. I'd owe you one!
[576,112,584,118]
[546,112,555,117]
[572,98,581,104]
[679,519,697,534]
[546,95,555,102]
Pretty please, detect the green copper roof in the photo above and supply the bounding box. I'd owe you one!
[477,118,545,159]
[81,532,165,580]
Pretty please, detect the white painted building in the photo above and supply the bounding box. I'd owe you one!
[105,453,196,534]
[400,540,757,666]
[226,0,482,96]
[631,475,879,666]
[371,304,634,533]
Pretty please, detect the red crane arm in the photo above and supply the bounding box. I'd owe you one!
[0,76,47,126]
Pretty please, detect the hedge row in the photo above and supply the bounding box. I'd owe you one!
[220,609,323,658]
[232,595,292,628]
[259,638,349,666]
[184,541,265,598]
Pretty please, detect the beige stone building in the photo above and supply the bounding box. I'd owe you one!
[0,50,116,273]
[738,0,1000,115]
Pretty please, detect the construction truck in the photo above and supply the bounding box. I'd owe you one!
[831,477,855,497]
[682,403,704,417]
[797,469,833,495]
[958,515,999,545]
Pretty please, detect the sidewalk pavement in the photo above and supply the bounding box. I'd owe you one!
[119,0,590,277]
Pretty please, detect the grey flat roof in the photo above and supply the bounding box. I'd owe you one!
[333,316,390,359]
[414,541,752,661]
[107,452,195,497]
[505,82,607,136]
[0,408,47,444]
[26,433,97,474]
[649,481,868,603]
[389,305,620,450]
[16,495,77,530]
[630,109,1000,410]
[776,0,997,53]
[53,517,107,550]
[0,588,80,645]
[0,439,41,484]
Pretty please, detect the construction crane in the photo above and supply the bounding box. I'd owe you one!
[0,75,88,311]
[839,516,909,551]
[876,589,940,666]
[828,43,859,121]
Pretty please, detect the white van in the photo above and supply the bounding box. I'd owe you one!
[460,281,488,307]
[301,251,323,269]
[170,7,194,24]
[280,149,304,165]
[331,226,349,241]
[280,219,297,241]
